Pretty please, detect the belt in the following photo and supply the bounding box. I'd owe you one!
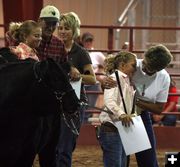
[100,122,118,133]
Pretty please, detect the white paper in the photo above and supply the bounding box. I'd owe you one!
[70,78,82,99]
[115,115,151,155]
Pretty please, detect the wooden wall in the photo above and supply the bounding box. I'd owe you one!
[43,0,134,50]
[43,0,178,51]
[0,0,179,50]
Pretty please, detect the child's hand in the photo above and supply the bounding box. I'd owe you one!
[119,114,134,127]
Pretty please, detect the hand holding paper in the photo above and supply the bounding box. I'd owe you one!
[119,114,134,127]
[115,115,151,155]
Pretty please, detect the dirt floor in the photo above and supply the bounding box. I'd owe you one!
[33,145,179,167]
[72,145,103,167]
[33,146,103,167]
[72,145,179,167]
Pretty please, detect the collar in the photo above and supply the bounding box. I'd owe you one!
[116,69,128,78]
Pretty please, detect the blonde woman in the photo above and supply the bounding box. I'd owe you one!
[56,12,96,167]
[10,20,41,61]
[1,20,41,63]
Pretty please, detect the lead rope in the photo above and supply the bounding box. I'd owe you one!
[33,62,80,135]
[55,91,80,136]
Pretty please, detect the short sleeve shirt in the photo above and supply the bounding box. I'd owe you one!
[67,42,92,73]
[67,42,92,102]
[165,86,179,112]
[132,59,170,103]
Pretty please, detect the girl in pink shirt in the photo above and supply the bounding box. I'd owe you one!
[9,20,42,61]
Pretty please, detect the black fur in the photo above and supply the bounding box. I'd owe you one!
[0,48,79,166]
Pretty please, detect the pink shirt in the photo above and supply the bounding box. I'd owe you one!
[11,42,39,61]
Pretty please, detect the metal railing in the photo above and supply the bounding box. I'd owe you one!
[81,25,180,54]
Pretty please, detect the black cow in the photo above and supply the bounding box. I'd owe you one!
[0,48,80,167]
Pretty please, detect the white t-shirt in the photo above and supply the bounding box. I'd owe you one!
[89,51,105,72]
[132,59,170,103]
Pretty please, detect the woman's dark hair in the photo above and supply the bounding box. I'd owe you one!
[144,44,173,71]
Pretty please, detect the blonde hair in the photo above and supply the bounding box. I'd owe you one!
[12,20,41,43]
[5,22,22,46]
[104,54,116,75]
[8,22,22,37]
[105,51,136,74]
[59,12,81,39]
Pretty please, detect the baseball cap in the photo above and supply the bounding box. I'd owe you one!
[39,5,60,22]
[82,32,94,42]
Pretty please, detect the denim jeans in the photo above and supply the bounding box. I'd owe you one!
[56,107,84,167]
[56,116,77,167]
[99,128,127,167]
[135,111,159,167]
[162,115,177,126]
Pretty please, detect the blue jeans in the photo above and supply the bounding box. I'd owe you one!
[56,116,77,167]
[162,115,177,126]
[135,111,159,167]
[56,107,84,167]
[99,126,127,167]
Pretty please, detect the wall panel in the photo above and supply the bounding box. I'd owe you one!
[0,0,178,50]
[44,0,125,49]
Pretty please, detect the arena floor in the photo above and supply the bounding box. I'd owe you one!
[33,145,179,167]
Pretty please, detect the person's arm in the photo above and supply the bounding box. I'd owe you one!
[153,101,176,122]
[163,101,177,113]
[81,64,96,84]
[69,66,81,81]
[136,98,165,114]
[101,76,117,90]
[69,64,96,84]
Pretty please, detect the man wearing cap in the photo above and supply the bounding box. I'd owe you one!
[37,5,67,62]
[36,5,83,167]
[36,5,70,167]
